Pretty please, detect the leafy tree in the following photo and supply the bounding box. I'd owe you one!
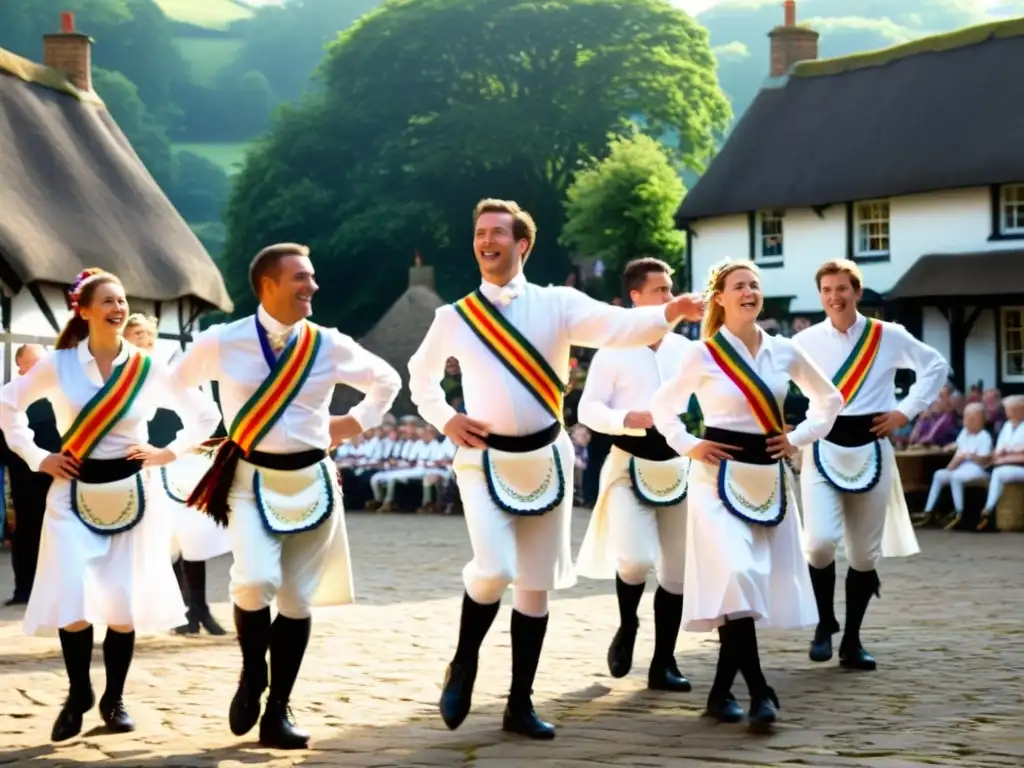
[560,132,687,298]
[169,151,231,222]
[222,0,730,334]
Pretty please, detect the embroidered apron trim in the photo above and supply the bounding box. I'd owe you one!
[716,459,787,527]
[482,445,565,516]
[812,440,883,494]
[628,456,689,507]
[252,459,335,535]
[705,332,785,435]
[71,473,146,536]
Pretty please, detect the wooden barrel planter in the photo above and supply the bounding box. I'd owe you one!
[995,483,1024,532]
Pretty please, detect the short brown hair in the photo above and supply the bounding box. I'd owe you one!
[249,243,310,297]
[472,199,538,261]
[623,257,673,294]
[815,259,863,291]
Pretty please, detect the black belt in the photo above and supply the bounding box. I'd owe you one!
[703,427,776,465]
[824,414,882,447]
[76,457,144,484]
[611,429,678,462]
[245,449,327,471]
[484,422,561,454]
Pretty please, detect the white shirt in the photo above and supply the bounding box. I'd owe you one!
[994,420,1024,452]
[171,305,401,454]
[408,273,673,436]
[651,326,844,456]
[793,313,949,419]
[0,340,220,472]
[954,428,993,465]
[578,333,692,435]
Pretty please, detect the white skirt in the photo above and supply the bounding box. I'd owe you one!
[682,460,818,633]
[24,472,186,637]
[160,454,232,562]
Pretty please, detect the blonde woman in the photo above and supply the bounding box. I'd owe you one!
[123,314,230,635]
[650,260,843,728]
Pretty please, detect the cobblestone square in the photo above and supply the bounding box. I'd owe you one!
[1,510,1021,767]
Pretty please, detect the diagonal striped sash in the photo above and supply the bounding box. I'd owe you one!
[705,331,785,435]
[62,347,152,462]
[833,318,883,405]
[454,289,566,423]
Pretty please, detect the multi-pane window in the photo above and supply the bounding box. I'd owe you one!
[854,200,890,257]
[1001,184,1024,235]
[756,210,784,263]
[1002,307,1024,382]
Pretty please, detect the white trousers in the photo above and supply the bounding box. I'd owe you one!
[983,465,1024,511]
[924,463,989,513]
[228,459,353,618]
[371,466,426,502]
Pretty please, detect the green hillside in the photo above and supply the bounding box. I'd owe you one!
[154,0,253,29]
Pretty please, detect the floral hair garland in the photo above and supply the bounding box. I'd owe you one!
[68,267,107,315]
[704,260,734,299]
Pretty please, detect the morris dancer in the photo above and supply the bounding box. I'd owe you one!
[575,258,692,692]
[0,269,220,742]
[408,199,704,739]
[171,243,400,749]
[793,259,947,670]
[651,260,843,728]
[123,313,230,636]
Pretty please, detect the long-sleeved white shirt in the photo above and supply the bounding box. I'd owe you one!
[0,340,220,472]
[651,326,843,457]
[577,332,692,436]
[954,427,993,467]
[171,306,401,453]
[408,273,673,436]
[994,420,1024,453]
[792,313,949,420]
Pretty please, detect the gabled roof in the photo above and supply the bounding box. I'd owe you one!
[0,48,232,312]
[676,18,1024,225]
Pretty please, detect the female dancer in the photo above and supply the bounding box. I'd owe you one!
[0,270,220,741]
[650,260,843,728]
[123,313,230,635]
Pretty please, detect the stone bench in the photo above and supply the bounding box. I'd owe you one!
[995,482,1024,532]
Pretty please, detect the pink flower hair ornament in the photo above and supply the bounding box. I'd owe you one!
[68,267,108,315]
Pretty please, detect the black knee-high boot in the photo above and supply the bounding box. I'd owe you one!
[607,574,644,678]
[229,605,272,736]
[648,586,690,691]
[705,622,743,722]
[503,610,555,739]
[839,568,879,670]
[99,629,136,732]
[177,560,225,636]
[51,626,95,742]
[808,562,840,662]
[259,614,311,749]
[731,617,779,727]
[439,592,501,730]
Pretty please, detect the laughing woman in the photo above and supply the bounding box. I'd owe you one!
[650,260,842,728]
[0,270,220,742]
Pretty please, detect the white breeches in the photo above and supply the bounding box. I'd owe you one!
[984,465,1024,511]
[453,432,576,606]
[371,467,426,502]
[925,463,989,513]
[608,491,687,593]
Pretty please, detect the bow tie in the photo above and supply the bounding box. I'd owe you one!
[483,283,521,309]
[267,330,291,353]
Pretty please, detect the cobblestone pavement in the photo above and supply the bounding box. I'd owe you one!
[1,511,1022,767]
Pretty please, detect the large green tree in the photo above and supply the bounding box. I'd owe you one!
[222,0,730,334]
[561,132,687,298]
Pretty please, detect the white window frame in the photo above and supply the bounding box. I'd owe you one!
[754,209,784,264]
[853,199,890,257]
[1001,306,1024,383]
[1000,183,1024,235]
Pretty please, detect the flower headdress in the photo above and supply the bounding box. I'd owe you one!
[703,260,734,300]
[68,268,107,315]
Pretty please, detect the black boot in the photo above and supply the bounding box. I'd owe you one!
[732,617,779,730]
[647,586,690,691]
[703,623,743,723]
[172,558,198,635]
[502,610,555,739]
[439,592,500,730]
[52,626,95,742]
[180,560,226,636]
[99,629,136,732]
[839,568,879,671]
[808,562,841,662]
[229,605,271,736]
[259,614,311,749]
[607,574,644,678]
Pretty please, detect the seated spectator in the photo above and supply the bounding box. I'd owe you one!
[983,387,1006,436]
[570,424,590,506]
[368,421,421,512]
[918,403,992,528]
[977,395,1024,530]
[907,399,960,448]
[421,436,457,513]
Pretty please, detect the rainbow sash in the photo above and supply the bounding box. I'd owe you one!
[705,331,785,435]
[454,289,565,423]
[833,318,883,405]
[62,348,152,461]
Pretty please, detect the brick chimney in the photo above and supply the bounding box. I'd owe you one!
[768,1,819,77]
[43,12,93,92]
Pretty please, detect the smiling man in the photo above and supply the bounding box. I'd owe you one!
[408,199,706,740]
[792,259,948,673]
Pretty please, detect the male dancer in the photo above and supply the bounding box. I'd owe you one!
[793,259,947,670]
[575,258,692,692]
[407,199,704,739]
[171,243,400,748]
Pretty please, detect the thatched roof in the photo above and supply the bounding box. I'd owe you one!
[0,47,232,312]
[331,284,447,416]
[676,18,1024,224]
